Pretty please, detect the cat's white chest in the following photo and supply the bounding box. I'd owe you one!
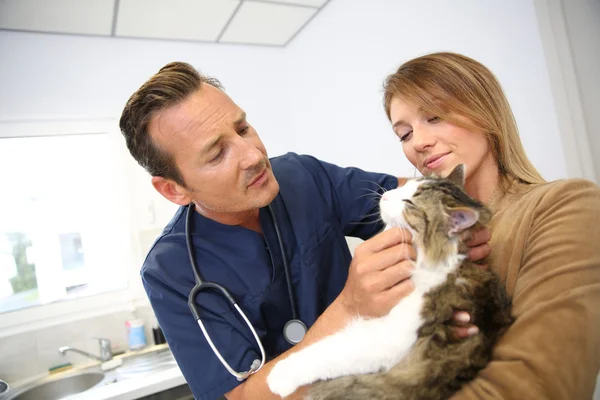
[267,263,457,397]
[385,266,454,352]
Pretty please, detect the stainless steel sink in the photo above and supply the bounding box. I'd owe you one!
[6,372,104,400]
[115,347,177,379]
[3,345,180,400]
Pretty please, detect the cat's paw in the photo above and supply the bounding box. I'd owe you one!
[267,358,300,398]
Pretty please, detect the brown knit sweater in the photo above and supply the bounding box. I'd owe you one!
[451,178,600,400]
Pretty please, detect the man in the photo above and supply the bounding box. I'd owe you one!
[119,62,490,400]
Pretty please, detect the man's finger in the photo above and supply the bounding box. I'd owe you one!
[381,278,415,306]
[359,243,416,272]
[363,227,413,253]
[377,262,414,290]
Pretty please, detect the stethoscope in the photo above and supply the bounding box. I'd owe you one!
[185,203,307,381]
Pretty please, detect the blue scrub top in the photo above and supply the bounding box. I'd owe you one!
[142,153,397,400]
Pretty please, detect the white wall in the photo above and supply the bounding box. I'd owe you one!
[0,31,292,156]
[285,0,567,180]
[1,0,567,184]
[562,0,600,182]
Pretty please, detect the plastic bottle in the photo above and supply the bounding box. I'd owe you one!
[126,319,147,350]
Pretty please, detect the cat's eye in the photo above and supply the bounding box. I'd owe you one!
[403,199,416,207]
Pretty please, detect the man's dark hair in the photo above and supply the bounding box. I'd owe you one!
[119,62,223,186]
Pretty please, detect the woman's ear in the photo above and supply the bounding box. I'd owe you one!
[152,176,193,206]
[447,206,479,234]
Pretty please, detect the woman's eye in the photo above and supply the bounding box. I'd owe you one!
[427,116,441,123]
[400,131,413,142]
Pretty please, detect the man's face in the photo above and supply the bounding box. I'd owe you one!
[149,85,279,214]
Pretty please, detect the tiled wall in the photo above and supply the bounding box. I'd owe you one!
[0,305,158,384]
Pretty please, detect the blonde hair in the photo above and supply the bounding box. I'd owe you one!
[383,52,545,186]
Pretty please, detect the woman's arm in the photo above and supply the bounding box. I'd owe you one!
[451,179,600,400]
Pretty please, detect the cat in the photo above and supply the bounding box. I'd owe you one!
[266,164,513,400]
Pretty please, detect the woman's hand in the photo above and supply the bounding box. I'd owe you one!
[451,226,493,338]
[466,226,491,265]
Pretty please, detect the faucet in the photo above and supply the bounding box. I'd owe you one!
[58,338,113,362]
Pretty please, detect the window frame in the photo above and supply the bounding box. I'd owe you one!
[0,119,149,338]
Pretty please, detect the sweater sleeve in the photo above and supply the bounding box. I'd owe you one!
[451,179,600,400]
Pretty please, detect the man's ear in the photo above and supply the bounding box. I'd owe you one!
[445,164,466,188]
[447,207,479,234]
[152,176,193,206]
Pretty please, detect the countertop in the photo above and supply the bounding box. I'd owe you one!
[67,366,186,400]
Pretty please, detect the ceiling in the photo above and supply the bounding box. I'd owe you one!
[0,0,330,46]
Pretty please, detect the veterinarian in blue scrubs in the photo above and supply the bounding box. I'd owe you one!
[142,152,396,399]
[119,63,489,400]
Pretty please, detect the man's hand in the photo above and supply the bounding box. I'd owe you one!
[340,227,415,318]
[451,226,493,338]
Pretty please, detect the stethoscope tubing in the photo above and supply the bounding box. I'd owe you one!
[185,202,305,381]
[186,203,266,380]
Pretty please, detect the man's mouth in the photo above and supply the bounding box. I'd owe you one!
[248,168,268,187]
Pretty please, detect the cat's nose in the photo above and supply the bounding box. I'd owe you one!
[381,192,389,201]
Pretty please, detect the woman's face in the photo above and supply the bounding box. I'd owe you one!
[389,96,497,187]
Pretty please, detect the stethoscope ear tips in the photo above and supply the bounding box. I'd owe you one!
[250,359,262,371]
[236,359,263,381]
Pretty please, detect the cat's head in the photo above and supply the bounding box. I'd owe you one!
[379,164,491,264]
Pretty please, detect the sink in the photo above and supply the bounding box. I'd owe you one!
[3,345,181,400]
[115,348,177,378]
[6,372,104,400]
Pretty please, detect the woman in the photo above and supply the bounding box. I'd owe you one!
[383,52,600,399]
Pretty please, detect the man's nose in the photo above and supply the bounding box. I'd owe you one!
[238,140,264,170]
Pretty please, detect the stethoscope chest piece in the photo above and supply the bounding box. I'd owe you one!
[283,319,307,345]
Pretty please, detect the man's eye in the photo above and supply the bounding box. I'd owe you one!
[211,150,223,162]
[239,126,249,136]
[400,131,413,142]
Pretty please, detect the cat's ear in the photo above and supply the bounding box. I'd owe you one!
[447,207,479,234]
[445,164,466,188]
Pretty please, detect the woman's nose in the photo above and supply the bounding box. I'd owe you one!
[412,127,436,152]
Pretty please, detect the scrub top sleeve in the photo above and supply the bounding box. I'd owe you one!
[295,154,398,240]
[142,269,259,400]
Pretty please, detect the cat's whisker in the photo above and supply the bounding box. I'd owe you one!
[360,180,388,193]
[347,218,383,226]
[355,193,383,201]
[357,187,383,197]
[400,226,410,262]
[358,211,384,219]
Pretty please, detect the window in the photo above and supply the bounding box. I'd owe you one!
[0,130,130,314]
